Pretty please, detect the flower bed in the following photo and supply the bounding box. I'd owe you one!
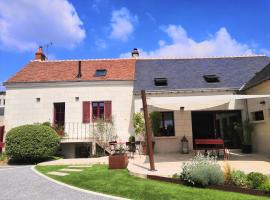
[147,175,270,197]
[146,154,270,197]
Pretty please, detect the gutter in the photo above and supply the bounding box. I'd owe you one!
[133,87,239,95]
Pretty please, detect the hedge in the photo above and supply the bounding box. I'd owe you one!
[5,124,60,161]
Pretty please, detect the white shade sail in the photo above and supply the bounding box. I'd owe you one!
[147,95,270,111]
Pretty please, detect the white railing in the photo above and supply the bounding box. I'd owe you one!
[61,122,94,140]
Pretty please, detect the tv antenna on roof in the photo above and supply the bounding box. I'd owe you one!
[43,42,53,60]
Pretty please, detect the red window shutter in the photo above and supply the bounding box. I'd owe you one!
[82,101,90,123]
[104,101,112,121]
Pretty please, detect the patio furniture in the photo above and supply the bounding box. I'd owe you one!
[194,139,229,160]
[126,142,136,159]
[135,141,142,155]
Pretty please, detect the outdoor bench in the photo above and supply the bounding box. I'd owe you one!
[194,139,229,160]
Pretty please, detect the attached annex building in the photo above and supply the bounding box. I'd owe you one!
[3,47,270,157]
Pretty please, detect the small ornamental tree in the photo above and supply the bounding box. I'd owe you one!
[93,118,118,155]
[5,124,60,162]
[132,112,145,137]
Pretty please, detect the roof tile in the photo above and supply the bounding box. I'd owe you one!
[5,59,136,84]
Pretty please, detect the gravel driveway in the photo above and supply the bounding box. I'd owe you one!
[0,166,116,200]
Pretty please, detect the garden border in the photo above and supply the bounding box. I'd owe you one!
[147,175,270,198]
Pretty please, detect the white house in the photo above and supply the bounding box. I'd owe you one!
[4,47,136,158]
[3,47,270,157]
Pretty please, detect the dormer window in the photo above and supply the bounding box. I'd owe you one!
[95,69,107,77]
[154,78,168,86]
[203,75,220,83]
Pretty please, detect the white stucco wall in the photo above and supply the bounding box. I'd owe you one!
[4,81,134,141]
[134,90,245,153]
[245,81,270,155]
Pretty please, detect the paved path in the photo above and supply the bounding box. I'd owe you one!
[0,166,116,200]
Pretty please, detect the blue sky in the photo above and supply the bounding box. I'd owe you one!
[1,0,270,90]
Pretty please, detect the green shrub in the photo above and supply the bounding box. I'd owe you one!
[258,181,270,192]
[42,121,52,127]
[231,170,250,188]
[247,172,268,189]
[172,173,180,179]
[5,124,60,162]
[149,112,161,136]
[180,154,224,187]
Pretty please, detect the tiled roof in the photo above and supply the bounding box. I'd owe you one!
[134,55,270,92]
[241,63,270,90]
[5,59,136,84]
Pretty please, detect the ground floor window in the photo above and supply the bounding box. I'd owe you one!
[159,112,175,137]
[191,110,242,148]
[251,110,264,121]
[54,102,65,126]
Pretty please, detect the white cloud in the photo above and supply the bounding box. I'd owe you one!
[120,25,255,58]
[95,39,107,50]
[110,7,138,42]
[0,0,86,51]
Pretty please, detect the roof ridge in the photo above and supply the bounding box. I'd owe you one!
[135,54,266,60]
[30,54,267,62]
[30,58,135,62]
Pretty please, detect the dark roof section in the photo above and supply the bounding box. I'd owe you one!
[0,108,4,116]
[134,56,270,92]
[241,63,270,91]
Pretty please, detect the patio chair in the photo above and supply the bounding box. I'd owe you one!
[126,142,136,159]
[135,141,142,156]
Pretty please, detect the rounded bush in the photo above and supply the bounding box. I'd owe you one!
[247,172,268,189]
[180,154,224,187]
[231,170,250,188]
[5,124,60,161]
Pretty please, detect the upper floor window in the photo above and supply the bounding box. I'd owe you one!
[154,78,168,86]
[203,75,220,83]
[95,69,107,77]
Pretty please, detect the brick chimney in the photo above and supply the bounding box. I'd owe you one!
[35,46,46,61]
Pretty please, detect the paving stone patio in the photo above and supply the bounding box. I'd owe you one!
[60,168,83,172]
[128,150,270,177]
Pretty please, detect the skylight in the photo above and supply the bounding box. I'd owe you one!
[95,69,107,77]
[203,75,220,83]
[154,78,168,86]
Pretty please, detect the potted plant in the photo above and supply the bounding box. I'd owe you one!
[54,124,65,137]
[109,145,128,169]
[132,112,156,155]
[234,120,255,153]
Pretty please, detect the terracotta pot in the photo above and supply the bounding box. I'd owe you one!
[142,141,155,155]
[109,154,128,169]
[57,130,65,137]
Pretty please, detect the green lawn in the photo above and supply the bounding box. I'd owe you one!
[36,164,267,200]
